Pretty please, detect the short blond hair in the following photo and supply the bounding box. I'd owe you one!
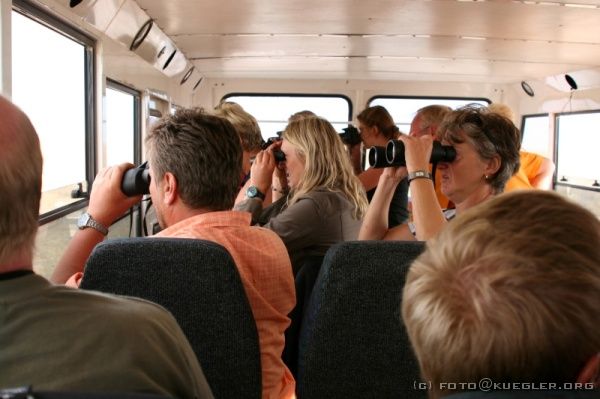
[0,97,42,263]
[214,101,263,152]
[283,117,368,220]
[288,110,316,123]
[487,103,516,125]
[402,191,600,398]
[416,105,452,137]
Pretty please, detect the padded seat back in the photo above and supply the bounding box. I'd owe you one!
[297,240,426,399]
[80,237,261,399]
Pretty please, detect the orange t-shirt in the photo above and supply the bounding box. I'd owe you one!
[505,151,544,192]
[156,211,296,399]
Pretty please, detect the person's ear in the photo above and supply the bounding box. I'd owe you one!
[484,154,501,176]
[162,172,178,205]
[577,353,600,387]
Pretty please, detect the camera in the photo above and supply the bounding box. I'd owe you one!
[367,140,456,168]
[121,161,150,196]
[339,125,361,146]
[262,136,286,162]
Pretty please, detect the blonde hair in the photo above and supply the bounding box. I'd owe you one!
[214,101,263,152]
[282,117,368,219]
[416,105,452,137]
[288,110,316,123]
[0,97,42,263]
[402,191,600,398]
[488,103,516,125]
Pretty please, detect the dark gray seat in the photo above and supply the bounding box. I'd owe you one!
[283,255,325,377]
[80,237,261,399]
[297,240,426,399]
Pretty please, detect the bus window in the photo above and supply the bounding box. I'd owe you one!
[368,97,490,133]
[555,111,600,187]
[223,94,352,139]
[521,114,552,159]
[106,80,141,166]
[11,3,94,218]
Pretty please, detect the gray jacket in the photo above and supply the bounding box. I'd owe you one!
[235,189,363,273]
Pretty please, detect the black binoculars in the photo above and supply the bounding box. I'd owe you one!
[367,140,456,168]
[262,137,286,162]
[339,125,361,146]
[121,161,150,196]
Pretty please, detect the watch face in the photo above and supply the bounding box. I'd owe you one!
[247,186,258,198]
[77,212,91,228]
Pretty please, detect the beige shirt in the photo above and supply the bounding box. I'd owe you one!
[236,189,363,273]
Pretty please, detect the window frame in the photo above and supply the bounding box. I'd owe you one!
[106,78,142,165]
[520,112,550,143]
[553,109,600,193]
[520,112,553,157]
[13,0,97,225]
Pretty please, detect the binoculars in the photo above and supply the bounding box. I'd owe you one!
[339,125,361,146]
[368,140,456,168]
[262,137,286,162]
[121,161,150,196]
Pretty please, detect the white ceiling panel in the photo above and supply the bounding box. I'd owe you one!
[133,0,600,82]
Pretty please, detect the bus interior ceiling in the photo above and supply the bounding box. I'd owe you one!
[17,0,600,114]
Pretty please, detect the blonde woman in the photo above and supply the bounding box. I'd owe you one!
[235,116,368,273]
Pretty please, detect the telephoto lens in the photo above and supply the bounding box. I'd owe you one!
[385,140,456,167]
[121,162,151,196]
[367,146,390,168]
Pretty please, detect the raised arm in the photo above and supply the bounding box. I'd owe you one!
[358,167,383,192]
[358,166,407,240]
[50,163,141,284]
[528,154,555,190]
[234,145,277,219]
[401,135,447,241]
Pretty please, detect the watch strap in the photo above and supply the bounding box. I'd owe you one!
[247,186,266,200]
[79,212,109,236]
[407,170,433,184]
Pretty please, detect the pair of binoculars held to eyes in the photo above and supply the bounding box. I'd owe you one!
[262,137,286,162]
[368,140,456,169]
[121,162,150,196]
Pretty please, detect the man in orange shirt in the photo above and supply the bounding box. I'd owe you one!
[52,108,296,399]
[487,103,555,192]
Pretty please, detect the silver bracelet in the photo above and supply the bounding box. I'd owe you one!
[407,170,432,184]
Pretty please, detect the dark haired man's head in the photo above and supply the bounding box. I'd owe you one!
[146,108,242,217]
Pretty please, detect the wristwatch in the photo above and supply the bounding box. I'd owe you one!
[77,212,109,235]
[246,185,266,200]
